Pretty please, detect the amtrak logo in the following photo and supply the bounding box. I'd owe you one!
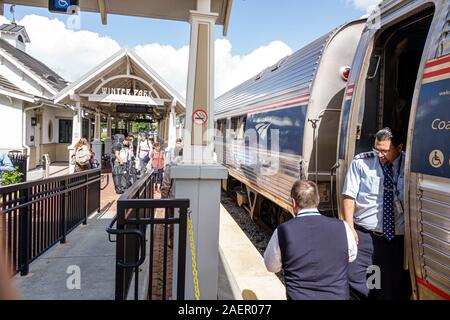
[255,122,272,140]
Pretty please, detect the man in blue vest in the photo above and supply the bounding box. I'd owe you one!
[264,180,357,300]
[342,127,411,300]
[0,153,14,186]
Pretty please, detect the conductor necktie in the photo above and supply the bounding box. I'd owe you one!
[383,163,395,241]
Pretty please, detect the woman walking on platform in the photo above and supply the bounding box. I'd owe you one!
[147,142,165,193]
[72,138,93,172]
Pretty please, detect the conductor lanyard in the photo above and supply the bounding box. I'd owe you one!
[380,153,404,212]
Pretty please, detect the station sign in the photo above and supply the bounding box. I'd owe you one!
[48,0,79,14]
[116,105,151,114]
[101,87,154,97]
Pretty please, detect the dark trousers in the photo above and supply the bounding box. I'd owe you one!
[348,225,412,300]
[112,163,126,192]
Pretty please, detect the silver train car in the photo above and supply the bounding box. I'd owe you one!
[336,0,449,300]
[214,19,365,226]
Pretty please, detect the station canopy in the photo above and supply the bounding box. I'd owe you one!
[54,47,186,122]
[3,0,232,35]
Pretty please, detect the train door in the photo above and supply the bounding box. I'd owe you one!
[336,4,436,214]
[337,1,448,299]
[406,4,450,300]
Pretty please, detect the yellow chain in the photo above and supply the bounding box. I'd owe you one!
[187,209,201,300]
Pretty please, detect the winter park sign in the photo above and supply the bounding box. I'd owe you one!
[101,87,154,97]
[88,87,168,105]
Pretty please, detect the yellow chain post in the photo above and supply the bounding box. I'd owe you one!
[187,209,201,300]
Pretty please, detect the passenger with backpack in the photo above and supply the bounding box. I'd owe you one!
[71,138,92,172]
[136,133,152,173]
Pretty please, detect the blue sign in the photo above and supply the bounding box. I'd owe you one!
[48,0,78,13]
[411,78,450,178]
[55,0,70,9]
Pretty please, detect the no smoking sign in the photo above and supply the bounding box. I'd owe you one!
[193,109,208,125]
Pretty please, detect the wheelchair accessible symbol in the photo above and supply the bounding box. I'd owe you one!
[429,150,444,168]
[193,109,208,125]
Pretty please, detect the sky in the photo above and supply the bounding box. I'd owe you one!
[0,0,382,98]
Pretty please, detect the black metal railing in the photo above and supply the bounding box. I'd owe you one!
[0,169,101,276]
[8,151,28,183]
[107,171,189,300]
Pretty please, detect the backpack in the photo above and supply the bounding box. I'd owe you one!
[75,147,91,166]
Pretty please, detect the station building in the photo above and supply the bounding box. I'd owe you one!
[0,22,185,172]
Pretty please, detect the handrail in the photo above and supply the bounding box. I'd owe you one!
[0,168,101,193]
[106,228,146,268]
[0,175,101,215]
[0,168,101,276]
[109,170,190,300]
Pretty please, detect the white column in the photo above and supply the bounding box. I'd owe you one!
[68,102,82,173]
[91,111,102,165]
[172,0,227,300]
[182,5,218,165]
[168,102,177,149]
[104,115,113,156]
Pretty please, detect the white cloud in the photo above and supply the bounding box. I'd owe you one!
[214,39,292,97]
[0,14,292,98]
[12,15,121,82]
[349,0,382,13]
[134,43,190,98]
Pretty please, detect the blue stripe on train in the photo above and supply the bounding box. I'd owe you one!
[411,78,450,179]
[244,105,307,156]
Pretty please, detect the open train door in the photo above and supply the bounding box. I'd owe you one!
[406,3,450,300]
[336,0,449,299]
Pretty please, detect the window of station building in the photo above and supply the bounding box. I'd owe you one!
[59,119,72,143]
[48,120,53,142]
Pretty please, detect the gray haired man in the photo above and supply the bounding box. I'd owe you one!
[264,180,357,300]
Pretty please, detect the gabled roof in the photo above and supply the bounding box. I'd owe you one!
[0,23,31,43]
[0,38,68,93]
[0,73,22,92]
[54,47,185,113]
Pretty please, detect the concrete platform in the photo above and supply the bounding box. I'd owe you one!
[14,173,118,300]
[27,162,69,181]
[218,204,286,300]
[12,173,285,300]
[14,212,116,300]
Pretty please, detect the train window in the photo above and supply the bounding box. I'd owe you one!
[216,119,225,137]
[356,6,435,154]
[230,116,246,140]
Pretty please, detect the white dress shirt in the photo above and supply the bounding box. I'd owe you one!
[264,208,358,273]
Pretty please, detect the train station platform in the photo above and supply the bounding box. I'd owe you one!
[10,171,285,300]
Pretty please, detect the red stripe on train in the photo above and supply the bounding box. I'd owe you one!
[248,99,309,115]
[416,277,450,300]
[423,67,450,79]
[220,94,310,117]
[425,55,450,68]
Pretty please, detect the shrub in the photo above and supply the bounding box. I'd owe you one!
[2,167,23,186]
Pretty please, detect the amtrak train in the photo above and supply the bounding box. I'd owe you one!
[214,0,449,300]
[215,19,366,226]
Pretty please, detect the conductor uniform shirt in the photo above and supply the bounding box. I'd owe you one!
[342,151,405,235]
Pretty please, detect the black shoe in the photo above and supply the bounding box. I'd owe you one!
[115,189,124,194]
